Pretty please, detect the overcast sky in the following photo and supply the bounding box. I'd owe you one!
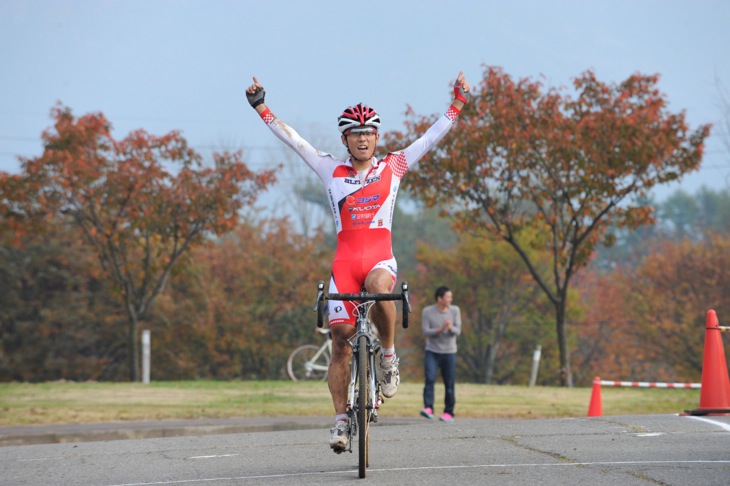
[1,0,728,206]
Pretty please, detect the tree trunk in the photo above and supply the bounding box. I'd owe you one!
[555,300,573,387]
[485,344,497,384]
[128,310,140,382]
[486,312,510,384]
[476,310,494,384]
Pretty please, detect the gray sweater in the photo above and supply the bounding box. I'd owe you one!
[422,304,462,354]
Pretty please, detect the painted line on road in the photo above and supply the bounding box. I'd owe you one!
[188,454,239,459]
[103,460,730,485]
[16,457,65,462]
[685,415,730,432]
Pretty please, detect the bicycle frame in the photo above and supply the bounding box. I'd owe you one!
[347,301,381,427]
[314,280,411,478]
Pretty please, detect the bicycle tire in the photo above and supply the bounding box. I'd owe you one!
[357,334,369,478]
[287,344,329,381]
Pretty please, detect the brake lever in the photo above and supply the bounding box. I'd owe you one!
[314,280,325,311]
[401,281,411,328]
[315,281,326,328]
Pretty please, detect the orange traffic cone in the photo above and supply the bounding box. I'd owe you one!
[685,310,730,415]
[587,376,603,417]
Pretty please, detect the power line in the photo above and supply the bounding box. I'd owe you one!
[0,135,40,142]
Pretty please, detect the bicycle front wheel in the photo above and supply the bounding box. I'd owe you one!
[287,344,330,381]
[357,334,370,478]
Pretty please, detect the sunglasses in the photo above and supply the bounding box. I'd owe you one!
[347,128,377,136]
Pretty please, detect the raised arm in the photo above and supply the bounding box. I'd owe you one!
[244,76,339,180]
[393,71,472,175]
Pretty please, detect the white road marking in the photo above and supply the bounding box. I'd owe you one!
[633,432,664,437]
[103,460,730,485]
[16,457,64,462]
[188,454,239,459]
[685,415,730,432]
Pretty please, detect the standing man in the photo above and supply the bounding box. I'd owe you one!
[245,73,470,451]
[421,286,461,422]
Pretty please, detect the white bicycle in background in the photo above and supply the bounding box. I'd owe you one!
[287,327,332,381]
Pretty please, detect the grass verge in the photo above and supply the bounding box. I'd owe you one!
[0,380,700,426]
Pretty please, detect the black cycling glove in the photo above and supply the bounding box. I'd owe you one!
[246,86,266,108]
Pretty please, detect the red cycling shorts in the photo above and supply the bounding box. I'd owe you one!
[328,229,397,326]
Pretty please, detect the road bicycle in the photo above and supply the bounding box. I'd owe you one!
[286,327,331,381]
[314,280,411,479]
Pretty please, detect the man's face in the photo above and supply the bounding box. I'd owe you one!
[342,129,379,162]
[438,291,453,307]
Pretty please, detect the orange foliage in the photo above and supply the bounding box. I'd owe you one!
[574,235,730,385]
[0,103,278,381]
[149,218,333,379]
[406,233,553,384]
[386,65,711,385]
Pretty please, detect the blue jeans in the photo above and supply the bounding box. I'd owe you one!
[423,350,456,416]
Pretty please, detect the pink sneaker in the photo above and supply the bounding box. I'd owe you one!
[420,407,434,419]
[439,412,454,422]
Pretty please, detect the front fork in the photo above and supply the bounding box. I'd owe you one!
[346,334,380,441]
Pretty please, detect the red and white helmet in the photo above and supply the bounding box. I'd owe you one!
[337,103,381,134]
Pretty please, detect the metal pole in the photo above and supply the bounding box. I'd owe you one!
[529,345,542,386]
[142,329,151,384]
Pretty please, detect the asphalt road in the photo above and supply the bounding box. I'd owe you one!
[1,414,729,485]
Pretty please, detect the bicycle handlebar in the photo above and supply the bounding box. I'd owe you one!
[314,281,412,329]
[326,292,404,301]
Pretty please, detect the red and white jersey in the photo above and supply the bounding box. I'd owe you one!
[259,106,461,260]
[258,105,461,325]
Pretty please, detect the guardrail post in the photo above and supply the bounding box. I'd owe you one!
[529,345,541,387]
[142,329,151,384]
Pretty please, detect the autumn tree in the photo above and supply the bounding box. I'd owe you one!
[414,231,553,384]
[0,220,127,381]
[571,266,640,384]
[625,235,730,379]
[149,218,332,379]
[573,234,730,385]
[394,66,711,385]
[0,104,277,381]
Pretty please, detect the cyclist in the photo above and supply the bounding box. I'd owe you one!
[245,72,470,452]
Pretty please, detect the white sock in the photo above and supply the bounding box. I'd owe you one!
[381,347,396,361]
[335,414,348,425]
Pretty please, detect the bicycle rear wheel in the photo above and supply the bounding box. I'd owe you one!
[357,335,370,478]
[287,344,329,381]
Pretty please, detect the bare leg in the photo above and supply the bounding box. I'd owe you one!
[365,268,396,349]
[328,323,355,415]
